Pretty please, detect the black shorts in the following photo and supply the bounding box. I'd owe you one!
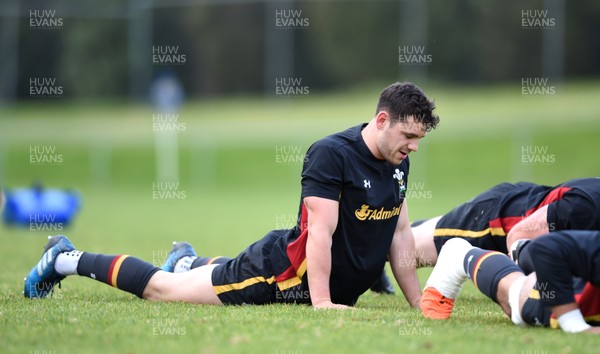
[211,230,310,305]
[434,183,514,254]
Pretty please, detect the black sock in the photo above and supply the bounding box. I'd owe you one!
[464,248,522,303]
[77,253,160,298]
[191,256,232,269]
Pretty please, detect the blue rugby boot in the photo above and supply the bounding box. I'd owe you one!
[160,241,198,272]
[24,235,76,298]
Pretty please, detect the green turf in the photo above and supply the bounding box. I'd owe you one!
[1,82,599,353]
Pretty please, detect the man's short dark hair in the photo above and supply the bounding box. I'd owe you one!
[376,82,439,132]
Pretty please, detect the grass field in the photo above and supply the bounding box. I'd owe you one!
[1,82,599,353]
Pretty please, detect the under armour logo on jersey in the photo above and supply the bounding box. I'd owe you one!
[393,169,404,182]
[364,179,371,188]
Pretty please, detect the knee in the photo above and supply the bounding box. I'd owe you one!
[142,271,176,301]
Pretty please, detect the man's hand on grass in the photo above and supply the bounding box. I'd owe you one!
[312,300,352,310]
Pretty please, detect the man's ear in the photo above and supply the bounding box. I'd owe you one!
[375,111,389,130]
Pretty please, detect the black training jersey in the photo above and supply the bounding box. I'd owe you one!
[546,178,600,231]
[433,177,600,254]
[270,124,410,306]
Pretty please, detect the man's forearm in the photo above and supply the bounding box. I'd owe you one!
[390,225,422,308]
[306,230,333,305]
[392,255,422,308]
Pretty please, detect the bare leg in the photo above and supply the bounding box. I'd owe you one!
[143,264,222,305]
[496,272,526,317]
[518,273,538,313]
[412,216,441,267]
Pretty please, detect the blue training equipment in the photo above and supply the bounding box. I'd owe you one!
[2,185,81,228]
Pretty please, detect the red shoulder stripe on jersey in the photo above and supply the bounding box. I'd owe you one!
[525,186,571,217]
[275,204,309,285]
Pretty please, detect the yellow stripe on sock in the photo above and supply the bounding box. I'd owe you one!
[207,256,225,265]
[111,255,129,288]
[472,252,501,289]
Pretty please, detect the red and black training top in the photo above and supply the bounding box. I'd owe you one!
[270,124,410,306]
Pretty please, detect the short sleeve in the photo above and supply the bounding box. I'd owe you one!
[301,141,344,201]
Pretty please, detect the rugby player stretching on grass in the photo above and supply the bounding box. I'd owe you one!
[421,232,600,333]
[24,82,439,309]
[411,178,600,268]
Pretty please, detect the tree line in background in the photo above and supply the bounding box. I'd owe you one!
[6,0,600,100]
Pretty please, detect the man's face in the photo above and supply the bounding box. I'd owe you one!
[376,113,427,165]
